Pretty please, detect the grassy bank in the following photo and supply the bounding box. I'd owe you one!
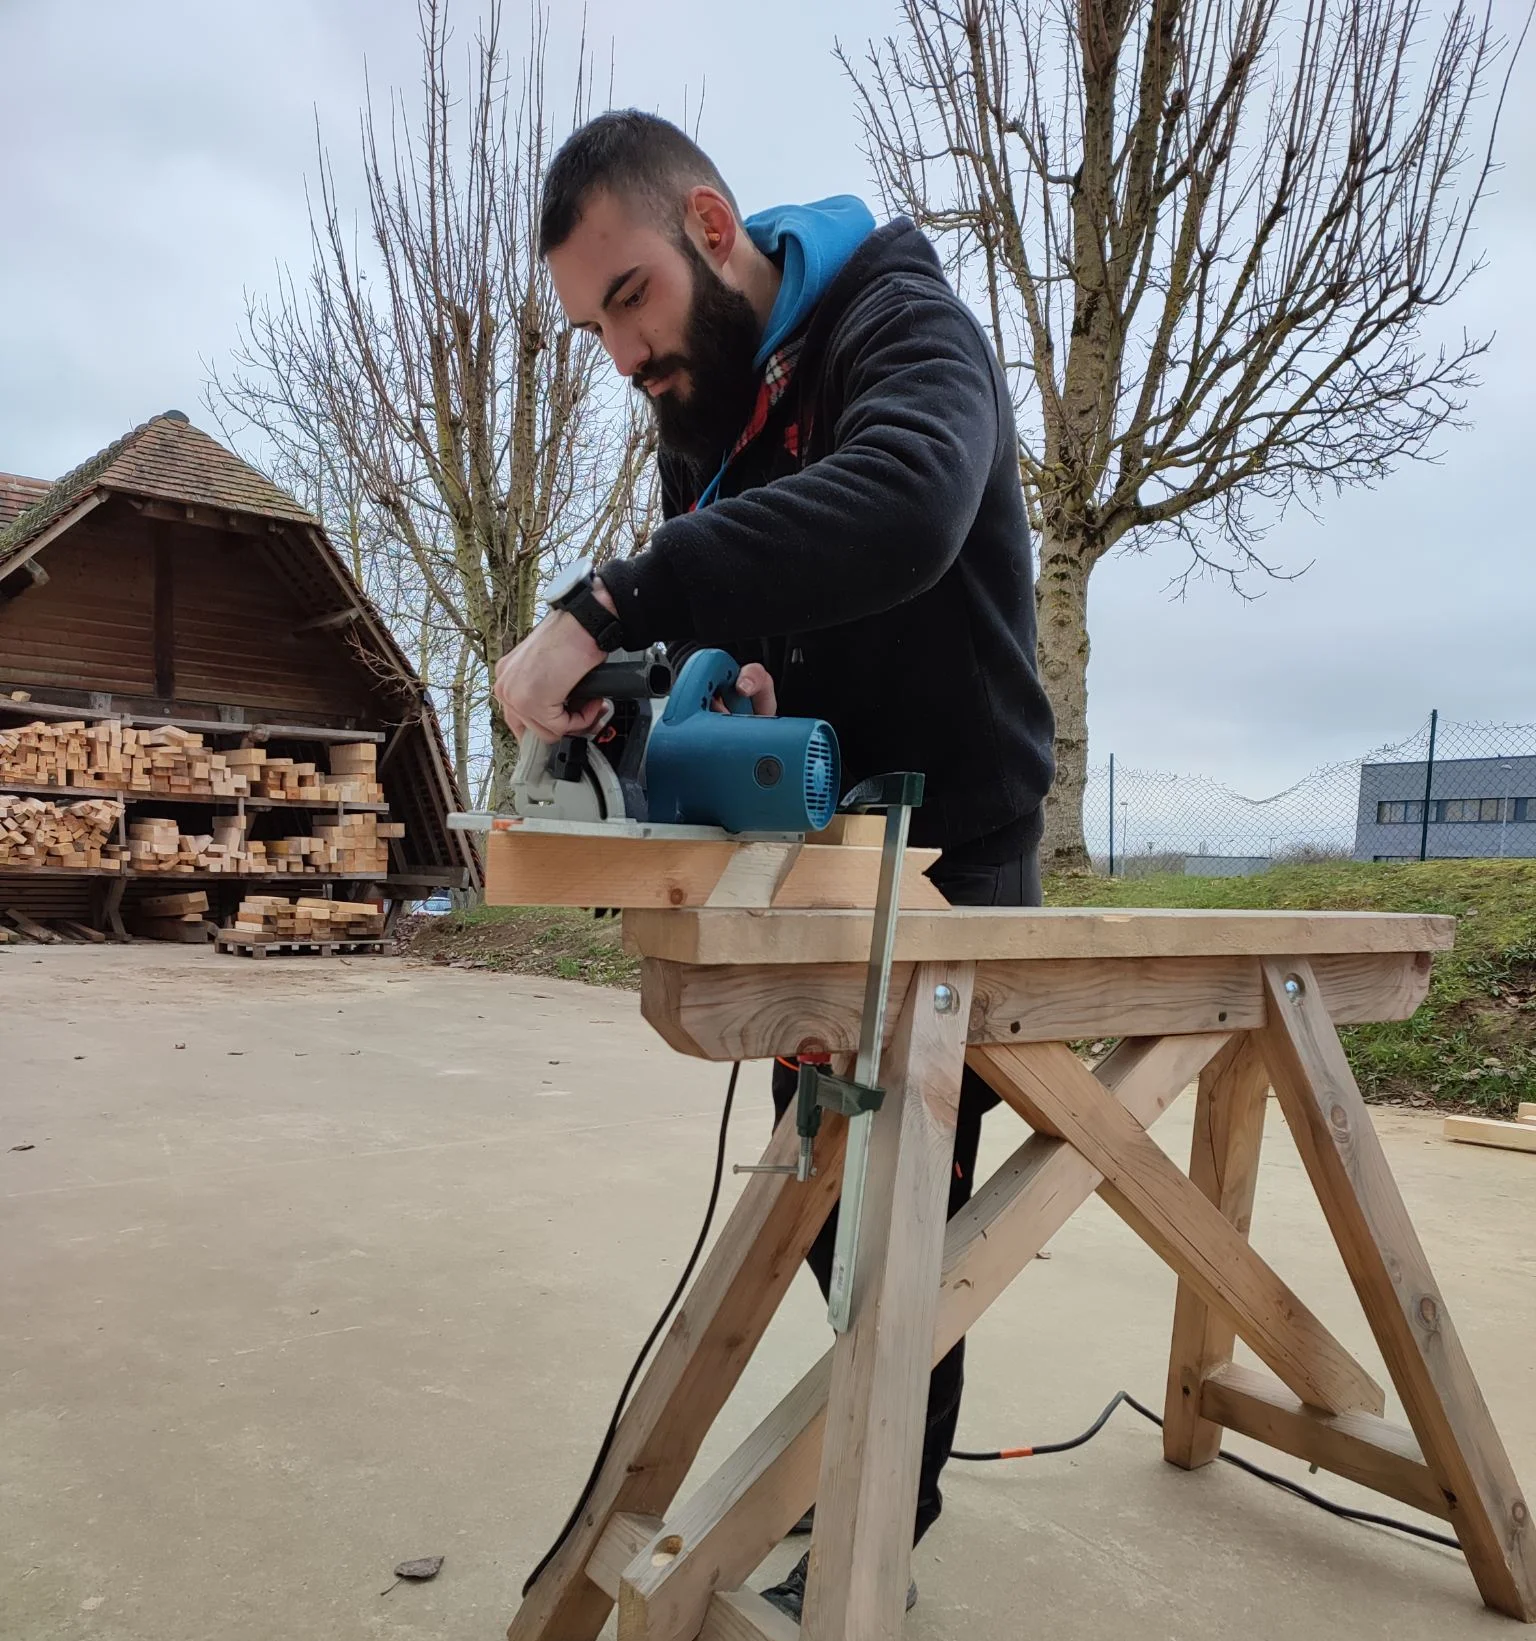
[403,858,1536,1111]
[1047,858,1536,1113]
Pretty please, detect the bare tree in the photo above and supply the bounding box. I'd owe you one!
[844,0,1525,871]
[208,0,659,806]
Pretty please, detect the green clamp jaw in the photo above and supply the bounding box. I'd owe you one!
[791,1060,886,1182]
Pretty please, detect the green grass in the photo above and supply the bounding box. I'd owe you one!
[402,903,641,989]
[403,859,1536,1111]
[1045,859,1536,1113]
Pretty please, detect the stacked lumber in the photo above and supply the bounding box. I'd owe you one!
[127,815,263,875]
[0,796,127,870]
[132,889,214,944]
[120,813,393,877]
[327,742,386,803]
[233,894,386,941]
[0,720,253,796]
[312,812,394,873]
[231,742,385,805]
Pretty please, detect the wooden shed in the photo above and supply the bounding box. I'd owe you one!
[0,410,480,937]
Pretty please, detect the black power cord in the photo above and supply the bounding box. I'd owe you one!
[954,1390,1461,1552]
[520,1061,741,1597]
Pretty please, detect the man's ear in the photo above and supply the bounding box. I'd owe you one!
[683,186,737,269]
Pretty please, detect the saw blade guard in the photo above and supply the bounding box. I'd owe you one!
[645,648,841,833]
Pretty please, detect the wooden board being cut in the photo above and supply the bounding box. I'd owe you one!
[1444,1115,1536,1154]
[484,829,946,911]
[622,906,1456,967]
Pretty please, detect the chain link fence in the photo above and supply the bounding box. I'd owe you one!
[1083,713,1536,877]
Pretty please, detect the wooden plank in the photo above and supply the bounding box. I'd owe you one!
[1519,1102,1536,1126]
[703,841,804,908]
[974,1039,1384,1417]
[60,919,107,944]
[152,537,175,699]
[700,1591,800,1641]
[0,697,384,742]
[1200,1363,1448,1519]
[800,961,971,1641]
[623,906,1456,967]
[600,1524,841,1639]
[487,831,944,912]
[1443,1116,1536,1155]
[619,1035,1230,1641]
[1163,1034,1272,1469]
[504,1109,848,1641]
[1259,959,1536,1617]
[810,814,885,847]
[138,890,210,917]
[641,950,1431,1061]
[3,907,59,943]
[587,1513,661,1600]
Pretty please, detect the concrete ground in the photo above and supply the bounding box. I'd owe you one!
[2,944,1533,1641]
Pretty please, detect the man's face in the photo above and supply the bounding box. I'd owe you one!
[547,188,762,465]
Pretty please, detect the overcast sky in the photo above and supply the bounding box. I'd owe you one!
[1,0,1531,798]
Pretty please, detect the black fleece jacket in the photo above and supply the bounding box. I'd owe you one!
[598,218,1055,854]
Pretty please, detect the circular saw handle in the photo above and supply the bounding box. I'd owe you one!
[568,653,673,707]
[662,648,752,723]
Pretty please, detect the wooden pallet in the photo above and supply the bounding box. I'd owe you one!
[214,932,388,959]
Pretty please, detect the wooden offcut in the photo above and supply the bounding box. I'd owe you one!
[1444,1115,1536,1154]
[485,829,946,911]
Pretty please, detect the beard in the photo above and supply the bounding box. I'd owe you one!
[634,236,762,468]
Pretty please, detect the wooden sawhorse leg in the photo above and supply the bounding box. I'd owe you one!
[800,960,973,1641]
[1162,1033,1272,1466]
[1256,960,1536,1619]
[505,1104,849,1641]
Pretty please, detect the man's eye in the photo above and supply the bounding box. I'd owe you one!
[622,282,647,310]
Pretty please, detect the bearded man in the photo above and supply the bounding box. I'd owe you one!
[493,109,1054,1621]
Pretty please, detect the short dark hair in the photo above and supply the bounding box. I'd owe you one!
[539,111,738,256]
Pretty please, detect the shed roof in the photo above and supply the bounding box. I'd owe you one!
[0,472,50,528]
[0,411,314,572]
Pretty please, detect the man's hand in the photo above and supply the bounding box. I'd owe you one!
[493,579,616,742]
[733,663,778,716]
[711,663,777,717]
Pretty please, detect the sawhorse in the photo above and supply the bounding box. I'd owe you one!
[507,904,1534,1639]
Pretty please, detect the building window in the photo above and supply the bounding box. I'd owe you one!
[1434,798,1514,824]
[1517,798,1534,823]
[1377,800,1424,824]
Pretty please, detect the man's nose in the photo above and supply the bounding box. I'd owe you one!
[607,332,649,380]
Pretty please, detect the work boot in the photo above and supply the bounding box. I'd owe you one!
[761,1552,917,1622]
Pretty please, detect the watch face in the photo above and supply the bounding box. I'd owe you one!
[547,555,593,607]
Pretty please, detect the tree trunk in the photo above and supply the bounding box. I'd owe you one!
[1035,535,1092,875]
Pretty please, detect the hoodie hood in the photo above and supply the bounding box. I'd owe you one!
[744,195,877,367]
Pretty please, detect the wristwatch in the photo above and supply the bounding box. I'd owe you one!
[547,557,624,653]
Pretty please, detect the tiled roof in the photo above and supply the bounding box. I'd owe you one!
[0,411,316,569]
[0,472,51,528]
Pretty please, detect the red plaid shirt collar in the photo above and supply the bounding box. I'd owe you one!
[728,336,804,463]
[689,337,806,512]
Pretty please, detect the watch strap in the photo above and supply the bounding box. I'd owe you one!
[555,577,625,653]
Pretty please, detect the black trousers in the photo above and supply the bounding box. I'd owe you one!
[769,842,1042,1545]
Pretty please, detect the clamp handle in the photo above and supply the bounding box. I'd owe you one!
[839,771,926,813]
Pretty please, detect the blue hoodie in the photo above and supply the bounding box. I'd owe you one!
[695,195,876,506]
